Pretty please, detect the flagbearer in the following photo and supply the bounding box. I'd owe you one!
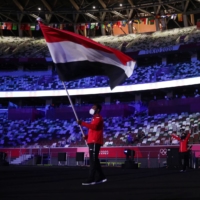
[77,104,107,185]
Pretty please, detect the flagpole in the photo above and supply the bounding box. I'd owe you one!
[62,82,87,145]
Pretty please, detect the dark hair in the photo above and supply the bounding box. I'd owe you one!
[94,104,102,112]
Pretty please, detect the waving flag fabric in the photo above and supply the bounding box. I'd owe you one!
[40,23,136,89]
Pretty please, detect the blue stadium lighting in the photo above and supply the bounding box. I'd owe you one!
[0,76,200,98]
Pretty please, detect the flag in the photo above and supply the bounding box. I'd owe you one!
[178,14,183,22]
[90,23,95,29]
[35,24,40,30]
[122,20,126,27]
[24,24,30,30]
[39,23,136,90]
[76,24,80,30]
[20,24,25,30]
[80,24,85,30]
[6,23,12,30]
[133,19,141,24]
[86,23,90,29]
[2,23,7,29]
[96,23,99,30]
[101,24,105,28]
[141,18,149,25]
[31,24,35,30]
[107,23,111,28]
[12,23,17,30]
[59,24,63,30]
[148,17,155,25]
[116,21,122,27]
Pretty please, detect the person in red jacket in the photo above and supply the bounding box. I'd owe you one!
[77,104,107,185]
[171,130,191,172]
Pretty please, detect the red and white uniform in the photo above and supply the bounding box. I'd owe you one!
[81,114,103,145]
[171,133,190,152]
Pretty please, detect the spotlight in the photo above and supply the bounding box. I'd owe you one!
[119,3,122,6]
[122,149,138,169]
[93,6,96,9]
[124,149,135,160]
[38,7,41,10]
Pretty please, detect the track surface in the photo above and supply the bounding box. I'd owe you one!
[0,166,200,200]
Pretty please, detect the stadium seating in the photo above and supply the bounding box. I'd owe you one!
[0,110,199,148]
[93,26,200,51]
[0,60,200,91]
[0,26,200,91]
[0,26,200,147]
[0,26,199,57]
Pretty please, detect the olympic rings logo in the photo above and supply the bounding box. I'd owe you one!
[159,148,167,155]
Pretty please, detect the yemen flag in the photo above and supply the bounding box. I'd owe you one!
[39,23,136,89]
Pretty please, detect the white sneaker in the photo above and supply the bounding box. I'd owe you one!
[95,178,107,184]
[82,179,95,186]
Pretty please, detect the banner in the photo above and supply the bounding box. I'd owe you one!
[12,23,17,30]
[178,13,183,22]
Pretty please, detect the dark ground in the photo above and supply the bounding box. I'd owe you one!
[0,165,200,200]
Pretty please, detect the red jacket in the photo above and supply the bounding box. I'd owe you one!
[81,114,103,145]
[171,133,190,152]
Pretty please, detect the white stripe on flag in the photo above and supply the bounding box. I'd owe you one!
[47,41,135,78]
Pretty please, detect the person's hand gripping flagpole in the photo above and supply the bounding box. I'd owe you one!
[62,82,87,145]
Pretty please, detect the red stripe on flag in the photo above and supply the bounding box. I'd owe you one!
[39,23,133,66]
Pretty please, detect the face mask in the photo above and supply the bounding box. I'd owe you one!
[89,108,95,115]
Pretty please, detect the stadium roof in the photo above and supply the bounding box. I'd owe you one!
[0,0,200,24]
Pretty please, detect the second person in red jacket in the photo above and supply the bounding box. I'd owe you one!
[171,130,190,172]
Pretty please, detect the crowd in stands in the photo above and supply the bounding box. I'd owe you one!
[0,25,200,91]
[1,60,200,91]
[95,26,200,51]
[0,108,199,148]
[0,26,200,58]
[0,26,200,148]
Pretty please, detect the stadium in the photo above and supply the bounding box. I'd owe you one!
[1,0,200,199]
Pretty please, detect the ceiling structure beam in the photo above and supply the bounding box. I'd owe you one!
[56,14,72,23]
[100,12,107,21]
[69,0,79,10]
[156,0,162,15]
[84,13,99,21]
[184,0,190,12]
[25,0,29,7]
[190,0,197,9]
[98,0,126,20]
[166,4,182,13]
[0,0,199,25]
[12,0,23,11]
[41,0,52,23]
[98,0,110,21]
[0,13,16,22]
[128,0,153,16]
[74,14,79,23]
[12,0,24,22]
[41,0,52,11]
[128,9,134,20]
[70,0,100,22]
